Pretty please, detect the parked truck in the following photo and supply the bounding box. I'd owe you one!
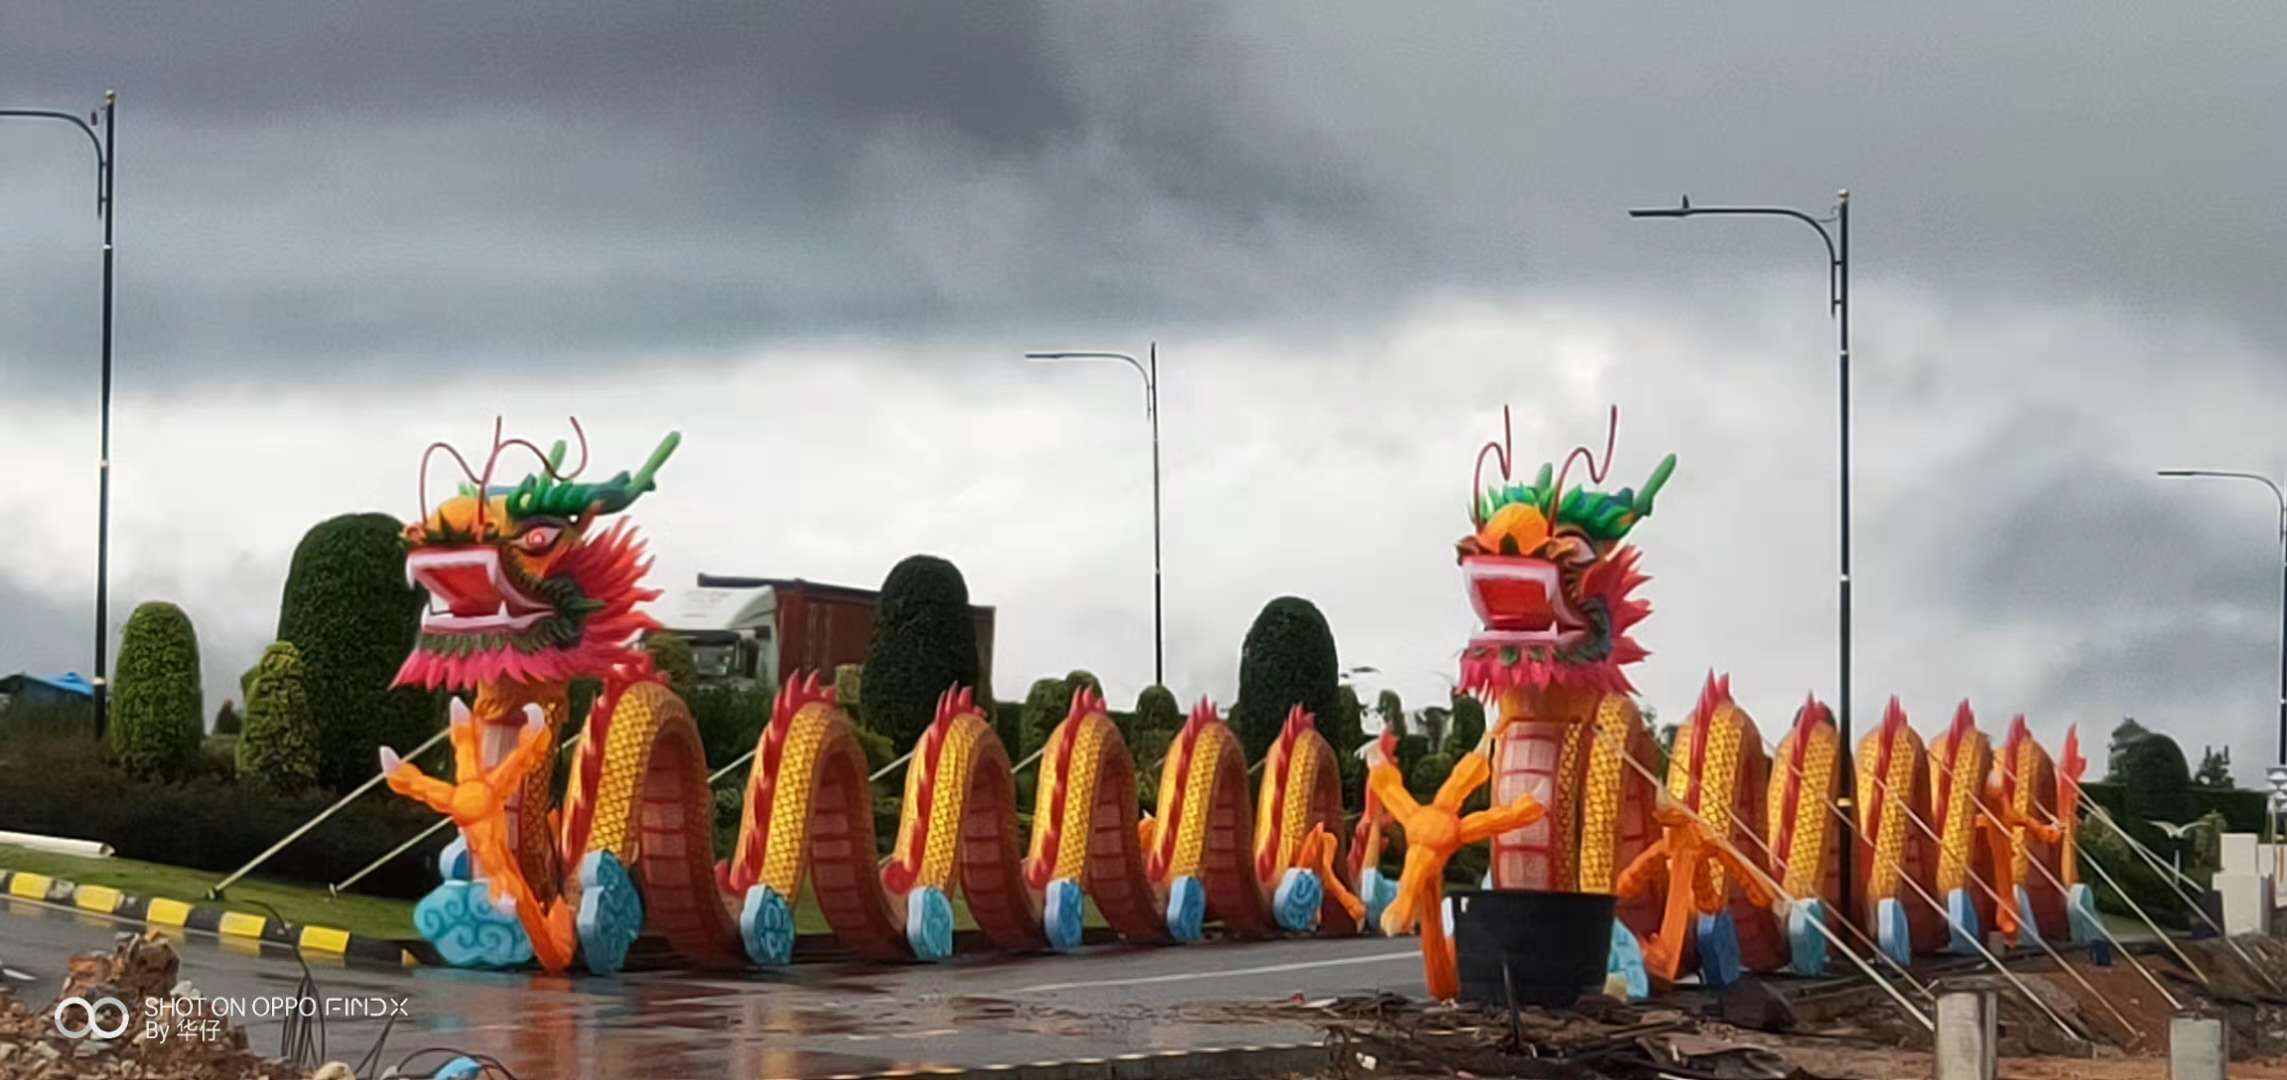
[653,575,995,693]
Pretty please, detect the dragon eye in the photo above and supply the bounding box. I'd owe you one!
[1551,531,1598,566]
[516,524,563,554]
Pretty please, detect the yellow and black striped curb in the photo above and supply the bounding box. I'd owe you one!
[0,867,422,969]
[790,1042,1329,1080]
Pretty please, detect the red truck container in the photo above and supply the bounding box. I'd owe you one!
[659,574,995,693]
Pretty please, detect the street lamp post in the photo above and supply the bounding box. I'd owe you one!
[4,91,116,741]
[1023,344,1163,687]
[2157,469,2287,770]
[1631,189,1853,916]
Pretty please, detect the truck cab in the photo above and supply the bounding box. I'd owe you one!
[654,584,780,690]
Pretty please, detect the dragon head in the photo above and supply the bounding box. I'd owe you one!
[392,419,681,692]
[1456,406,1675,696]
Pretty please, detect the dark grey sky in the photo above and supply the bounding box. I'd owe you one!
[2,3,2281,777]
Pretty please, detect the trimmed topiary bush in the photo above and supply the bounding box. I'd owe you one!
[1233,596,1340,760]
[2115,730,2193,826]
[213,700,242,735]
[1327,685,1367,757]
[237,641,320,795]
[1130,685,1181,746]
[859,554,984,752]
[644,631,699,701]
[111,601,205,780]
[276,512,435,792]
[1013,676,1071,763]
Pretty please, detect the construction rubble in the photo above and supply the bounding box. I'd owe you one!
[1242,935,2287,1079]
[0,931,306,1080]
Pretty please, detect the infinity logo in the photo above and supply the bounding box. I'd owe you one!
[52,995,131,1040]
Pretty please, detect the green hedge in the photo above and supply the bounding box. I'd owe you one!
[860,555,984,753]
[644,632,700,702]
[277,513,437,792]
[111,601,205,780]
[1132,686,1181,744]
[689,684,772,772]
[0,732,449,900]
[1234,596,1340,760]
[2079,779,2268,834]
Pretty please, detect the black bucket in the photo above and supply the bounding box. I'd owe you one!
[1450,888,1616,1008]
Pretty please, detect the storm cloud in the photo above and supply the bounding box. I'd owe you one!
[1,4,2282,778]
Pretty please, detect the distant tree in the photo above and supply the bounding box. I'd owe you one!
[643,631,699,701]
[1396,733,1431,789]
[1375,690,1406,737]
[111,601,206,780]
[1233,597,1340,760]
[237,642,319,795]
[1419,706,1452,751]
[212,700,242,736]
[1408,751,1455,802]
[859,554,984,753]
[1444,694,1486,757]
[2107,717,2152,777]
[2195,745,2234,788]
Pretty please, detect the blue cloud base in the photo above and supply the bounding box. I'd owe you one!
[415,881,532,969]
[1043,878,1085,952]
[575,851,644,975]
[740,884,795,967]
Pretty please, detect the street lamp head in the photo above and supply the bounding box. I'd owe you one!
[2157,469,2198,477]
[1629,194,1693,219]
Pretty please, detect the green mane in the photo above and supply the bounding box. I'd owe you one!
[1477,453,1676,541]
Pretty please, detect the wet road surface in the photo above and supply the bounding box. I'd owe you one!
[0,896,1424,1077]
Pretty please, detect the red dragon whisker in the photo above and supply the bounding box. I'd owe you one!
[1470,405,1515,528]
[1547,405,1619,524]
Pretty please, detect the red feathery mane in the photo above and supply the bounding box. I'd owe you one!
[1063,685,1108,725]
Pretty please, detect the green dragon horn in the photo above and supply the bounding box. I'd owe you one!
[632,431,681,493]
[1632,453,1677,516]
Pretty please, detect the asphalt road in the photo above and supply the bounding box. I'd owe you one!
[0,896,1425,1078]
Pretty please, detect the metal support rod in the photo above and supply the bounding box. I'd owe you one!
[2033,768,2276,992]
[1631,189,1854,919]
[1916,747,2185,1018]
[1,92,113,740]
[1795,728,2142,1034]
[1592,725,1935,1033]
[334,741,923,896]
[212,726,450,898]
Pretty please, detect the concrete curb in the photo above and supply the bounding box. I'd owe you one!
[791,1042,1329,1080]
[0,866,421,969]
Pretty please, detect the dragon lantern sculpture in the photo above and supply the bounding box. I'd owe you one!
[378,422,1364,975]
[1452,404,1812,991]
[364,413,2107,995]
